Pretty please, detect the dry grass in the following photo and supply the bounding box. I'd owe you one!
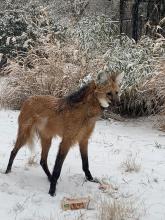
[98,198,140,220]
[154,141,162,149]
[121,157,141,173]
[118,58,165,117]
[0,41,105,110]
[155,114,165,131]
[40,198,141,220]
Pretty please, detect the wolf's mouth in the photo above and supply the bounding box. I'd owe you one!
[98,97,110,108]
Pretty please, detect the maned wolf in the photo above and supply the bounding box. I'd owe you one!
[5,71,122,196]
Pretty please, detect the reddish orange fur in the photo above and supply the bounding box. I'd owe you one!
[17,78,119,147]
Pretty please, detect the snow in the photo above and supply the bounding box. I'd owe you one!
[0,110,165,219]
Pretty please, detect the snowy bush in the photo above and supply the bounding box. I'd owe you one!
[0,3,67,59]
[63,0,89,21]
[72,15,119,55]
[104,35,162,90]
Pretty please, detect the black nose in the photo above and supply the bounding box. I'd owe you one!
[112,97,120,106]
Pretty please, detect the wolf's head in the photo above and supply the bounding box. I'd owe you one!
[95,70,123,108]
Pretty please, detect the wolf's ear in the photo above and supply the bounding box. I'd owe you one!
[96,71,108,85]
[110,72,124,84]
[116,72,124,84]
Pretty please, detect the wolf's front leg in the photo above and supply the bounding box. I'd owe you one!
[79,139,99,182]
[49,140,70,196]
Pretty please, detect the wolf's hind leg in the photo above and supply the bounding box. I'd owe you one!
[5,125,32,173]
[39,134,52,181]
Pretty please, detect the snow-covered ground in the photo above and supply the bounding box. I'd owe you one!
[0,110,165,220]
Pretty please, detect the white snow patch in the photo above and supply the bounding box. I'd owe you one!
[0,110,165,219]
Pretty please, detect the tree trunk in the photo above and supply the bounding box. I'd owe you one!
[132,0,142,42]
[120,0,125,35]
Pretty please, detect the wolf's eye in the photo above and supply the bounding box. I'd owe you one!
[116,91,119,95]
[107,92,112,96]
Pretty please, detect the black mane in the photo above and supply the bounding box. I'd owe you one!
[66,84,90,105]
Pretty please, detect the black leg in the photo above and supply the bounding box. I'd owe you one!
[39,136,52,181]
[5,148,19,173]
[79,140,94,181]
[5,131,27,174]
[49,141,69,196]
[40,159,51,182]
[81,154,94,181]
